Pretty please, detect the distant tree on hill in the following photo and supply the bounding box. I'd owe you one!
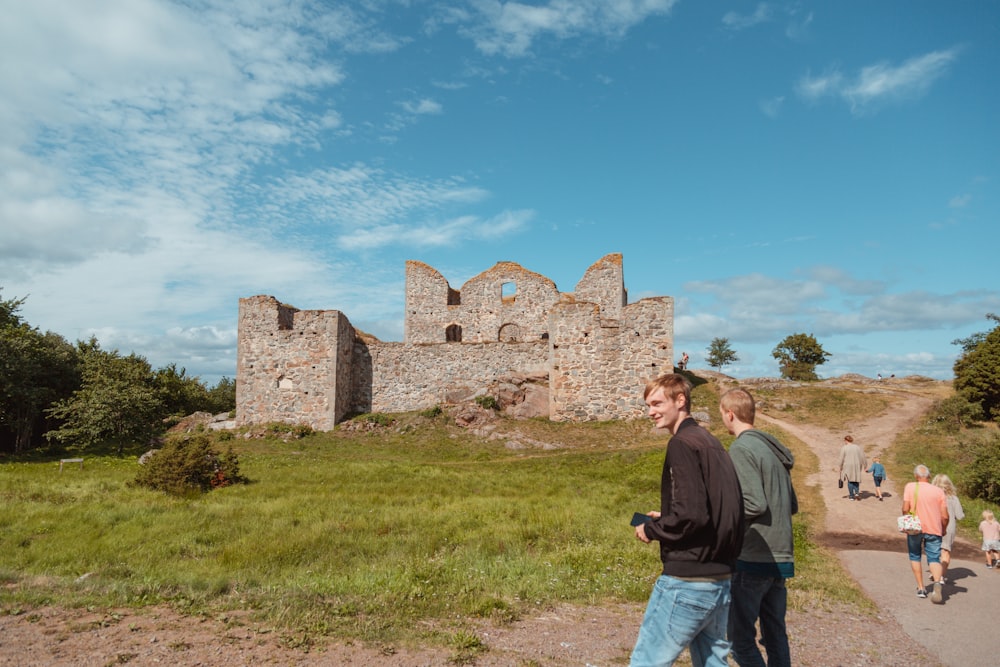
[953,313,1000,422]
[705,337,739,371]
[772,333,830,381]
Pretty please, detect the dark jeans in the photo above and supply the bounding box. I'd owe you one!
[728,571,791,667]
[847,480,860,499]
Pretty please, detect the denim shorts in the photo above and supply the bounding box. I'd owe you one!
[907,533,942,563]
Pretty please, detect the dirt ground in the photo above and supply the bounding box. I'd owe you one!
[0,377,959,666]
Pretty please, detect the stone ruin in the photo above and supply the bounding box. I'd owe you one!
[236,253,674,430]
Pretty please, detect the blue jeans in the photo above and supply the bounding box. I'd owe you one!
[847,480,860,499]
[630,574,732,667]
[728,571,791,667]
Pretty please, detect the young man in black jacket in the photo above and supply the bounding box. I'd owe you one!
[630,373,745,667]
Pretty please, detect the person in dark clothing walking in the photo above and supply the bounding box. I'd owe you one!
[630,373,745,667]
[720,388,797,667]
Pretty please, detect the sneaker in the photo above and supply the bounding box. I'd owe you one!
[988,564,994,569]
[930,582,944,604]
[878,497,883,502]
[916,589,927,598]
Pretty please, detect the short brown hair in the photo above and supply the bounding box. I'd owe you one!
[644,373,692,411]
[720,388,755,424]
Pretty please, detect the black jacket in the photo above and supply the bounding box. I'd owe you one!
[643,418,745,577]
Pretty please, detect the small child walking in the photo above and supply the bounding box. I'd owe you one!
[979,510,1000,568]
[866,456,887,501]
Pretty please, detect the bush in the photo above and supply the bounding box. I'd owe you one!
[960,432,1000,504]
[132,434,248,495]
[475,395,499,410]
[265,422,314,438]
[930,394,984,429]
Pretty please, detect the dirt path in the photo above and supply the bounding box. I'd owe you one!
[757,388,937,548]
[759,388,999,667]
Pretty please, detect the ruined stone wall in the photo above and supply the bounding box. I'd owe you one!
[353,341,550,414]
[236,295,353,431]
[236,254,675,429]
[405,260,563,344]
[549,297,674,421]
[572,253,627,320]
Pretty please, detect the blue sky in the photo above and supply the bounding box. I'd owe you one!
[2,0,998,386]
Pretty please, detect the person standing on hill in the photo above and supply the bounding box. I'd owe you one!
[931,474,964,584]
[902,465,949,603]
[630,373,745,667]
[719,388,797,667]
[837,435,866,501]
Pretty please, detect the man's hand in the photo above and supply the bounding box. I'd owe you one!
[634,511,660,543]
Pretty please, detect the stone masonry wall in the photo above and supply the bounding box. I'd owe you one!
[355,342,549,414]
[236,254,675,429]
[405,260,564,344]
[236,296,352,431]
[549,297,674,421]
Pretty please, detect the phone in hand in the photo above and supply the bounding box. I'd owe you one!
[631,512,653,526]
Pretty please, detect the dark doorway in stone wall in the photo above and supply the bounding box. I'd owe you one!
[446,324,462,342]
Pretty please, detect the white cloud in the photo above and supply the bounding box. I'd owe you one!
[267,165,493,232]
[335,209,535,251]
[722,3,773,31]
[796,48,959,114]
[401,98,444,115]
[759,95,785,118]
[455,0,679,57]
[785,11,813,42]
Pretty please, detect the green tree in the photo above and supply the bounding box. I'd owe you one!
[705,337,739,371]
[46,340,165,455]
[205,376,236,414]
[953,313,1000,422]
[0,292,80,452]
[959,431,1000,503]
[772,333,831,381]
[155,363,210,417]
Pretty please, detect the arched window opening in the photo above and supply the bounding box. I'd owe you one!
[498,323,521,342]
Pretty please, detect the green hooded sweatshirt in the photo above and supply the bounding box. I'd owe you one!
[729,429,798,568]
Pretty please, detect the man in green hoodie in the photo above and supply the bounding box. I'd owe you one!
[719,388,797,667]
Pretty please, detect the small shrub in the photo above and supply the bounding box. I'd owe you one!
[930,395,983,429]
[264,422,314,438]
[475,395,499,411]
[359,413,394,427]
[419,405,443,418]
[132,434,248,495]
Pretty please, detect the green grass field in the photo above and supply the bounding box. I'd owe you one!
[1,379,931,648]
